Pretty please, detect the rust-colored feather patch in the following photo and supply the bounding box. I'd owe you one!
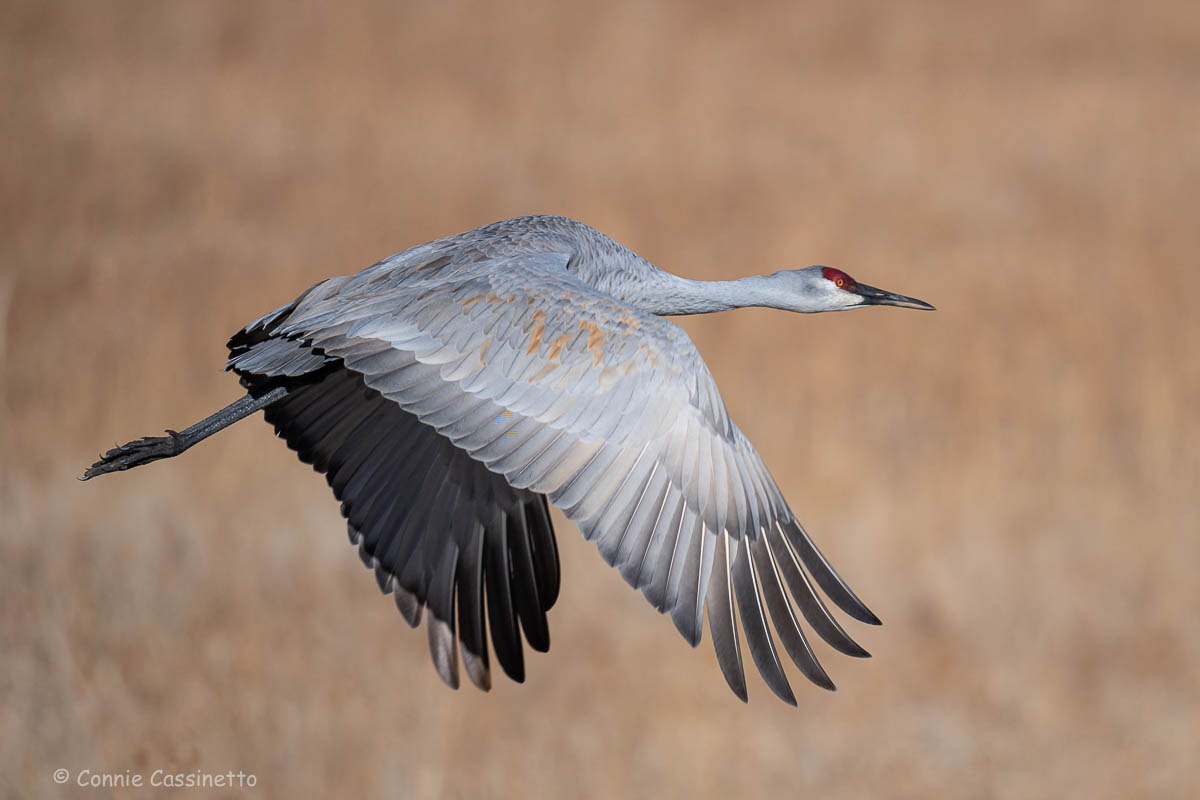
[579,320,608,367]
[547,334,570,361]
[526,323,545,355]
[525,307,548,355]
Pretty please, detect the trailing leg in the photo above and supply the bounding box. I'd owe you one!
[81,386,289,480]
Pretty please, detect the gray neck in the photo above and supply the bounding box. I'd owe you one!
[540,217,812,316]
[624,272,783,316]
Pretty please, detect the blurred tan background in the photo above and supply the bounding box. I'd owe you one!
[3,1,1198,797]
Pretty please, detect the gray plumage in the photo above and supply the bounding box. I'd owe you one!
[84,214,934,704]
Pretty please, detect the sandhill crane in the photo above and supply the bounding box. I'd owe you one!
[83,215,933,704]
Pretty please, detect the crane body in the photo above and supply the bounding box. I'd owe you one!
[84,215,933,704]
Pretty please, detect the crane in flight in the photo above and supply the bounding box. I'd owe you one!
[83,215,933,704]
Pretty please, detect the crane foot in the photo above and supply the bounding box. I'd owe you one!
[80,430,187,480]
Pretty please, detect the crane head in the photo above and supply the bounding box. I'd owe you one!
[781,265,936,313]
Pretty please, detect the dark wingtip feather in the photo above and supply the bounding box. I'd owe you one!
[485,525,526,683]
[766,523,878,660]
[758,673,798,706]
[357,540,376,569]
[523,622,551,653]
[771,675,798,706]
[845,642,872,659]
[427,614,461,690]
[456,530,489,680]
[461,648,492,691]
[375,567,394,594]
[828,586,880,626]
[854,606,883,626]
[526,496,560,609]
[706,538,748,703]
[673,615,703,648]
[731,540,797,706]
[507,510,551,653]
[783,520,882,626]
[394,586,424,628]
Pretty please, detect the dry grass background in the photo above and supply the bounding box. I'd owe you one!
[3,1,1198,797]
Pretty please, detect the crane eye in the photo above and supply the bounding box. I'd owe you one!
[822,266,855,290]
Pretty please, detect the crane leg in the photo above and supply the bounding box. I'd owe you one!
[81,385,290,480]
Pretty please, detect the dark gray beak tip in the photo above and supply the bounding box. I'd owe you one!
[857,283,936,311]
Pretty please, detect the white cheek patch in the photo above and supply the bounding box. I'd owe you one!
[824,282,864,309]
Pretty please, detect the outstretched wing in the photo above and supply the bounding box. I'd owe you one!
[230,248,878,703]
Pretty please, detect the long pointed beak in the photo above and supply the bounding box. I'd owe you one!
[855,283,936,311]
